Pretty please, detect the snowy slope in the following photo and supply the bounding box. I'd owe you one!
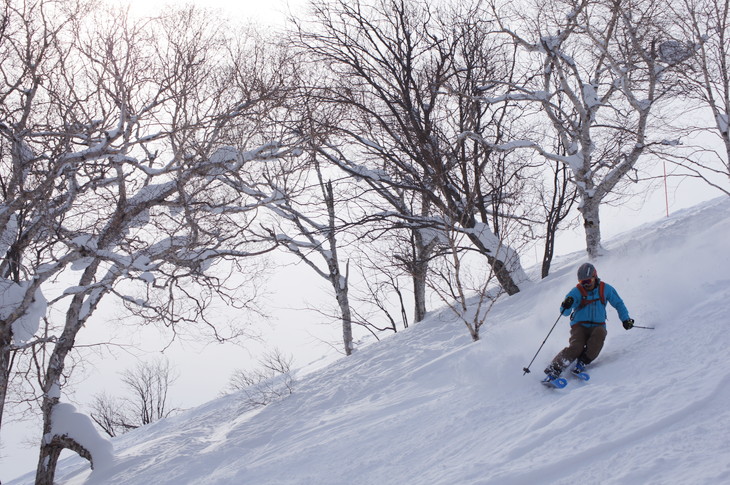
[10,197,730,485]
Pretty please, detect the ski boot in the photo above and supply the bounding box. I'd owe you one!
[571,360,590,381]
[542,364,567,388]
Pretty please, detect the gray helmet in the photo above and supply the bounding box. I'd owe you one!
[577,262,597,280]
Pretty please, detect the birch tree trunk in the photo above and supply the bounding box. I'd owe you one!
[36,260,106,484]
[411,239,429,323]
[0,331,10,430]
[332,268,354,356]
[325,180,354,355]
[581,196,604,260]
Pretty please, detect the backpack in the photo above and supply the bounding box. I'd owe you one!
[576,280,606,309]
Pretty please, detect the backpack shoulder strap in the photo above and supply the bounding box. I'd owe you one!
[576,282,607,308]
[576,284,588,308]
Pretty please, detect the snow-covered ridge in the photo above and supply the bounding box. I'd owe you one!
[10,197,730,485]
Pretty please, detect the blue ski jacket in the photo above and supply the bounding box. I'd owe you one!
[560,280,630,328]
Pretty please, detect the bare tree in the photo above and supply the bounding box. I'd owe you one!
[0,0,77,429]
[292,0,531,296]
[492,0,692,258]
[0,2,296,483]
[90,358,179,438]
[344,186,441,326]
[427,219,503,341]
[539,156,579,278]
[224,348,294,408]
[258,153,360,356]
[89,392,125,438]
[350,238,419,335]
[119,358,179,430]
[670,0,730,194]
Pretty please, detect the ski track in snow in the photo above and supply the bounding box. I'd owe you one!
[7,197,730,485]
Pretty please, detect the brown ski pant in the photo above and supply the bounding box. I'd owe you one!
[550,323,607,372]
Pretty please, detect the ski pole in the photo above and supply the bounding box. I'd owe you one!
[523,312,563,375]
[633,325,655,330]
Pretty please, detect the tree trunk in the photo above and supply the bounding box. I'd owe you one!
[36,442,63,485]
[465,232,522,296]
[36,433,93,485]
[35,261,100,483]
[331,264,353,355]
[581,195,604,260]
[337,288,353,356]
[489,255,521,296]
[35,344,95,485]
[410,228,434,324]
[541,232,556,279]
[0,332,11,431]
[542,163,576,278]
[411,260,428,323]
[721,129,730,182]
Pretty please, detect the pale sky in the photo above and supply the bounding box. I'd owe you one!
[122,0,304,25]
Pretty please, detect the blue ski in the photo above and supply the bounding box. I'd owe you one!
[541,376,568,389]
[572,371,590,381]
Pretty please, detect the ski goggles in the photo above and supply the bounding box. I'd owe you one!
[580,278,594,286]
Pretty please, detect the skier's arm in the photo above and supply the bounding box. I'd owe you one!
[560,288,581,316]
[607,285,630,321]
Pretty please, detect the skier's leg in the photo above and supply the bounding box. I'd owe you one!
[580,325,608,364]
[545,325,588,376]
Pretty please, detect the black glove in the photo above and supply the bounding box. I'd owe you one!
[561,296,574,310]
[623,319,635,330]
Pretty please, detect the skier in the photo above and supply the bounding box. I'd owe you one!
[543,262,635,384]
